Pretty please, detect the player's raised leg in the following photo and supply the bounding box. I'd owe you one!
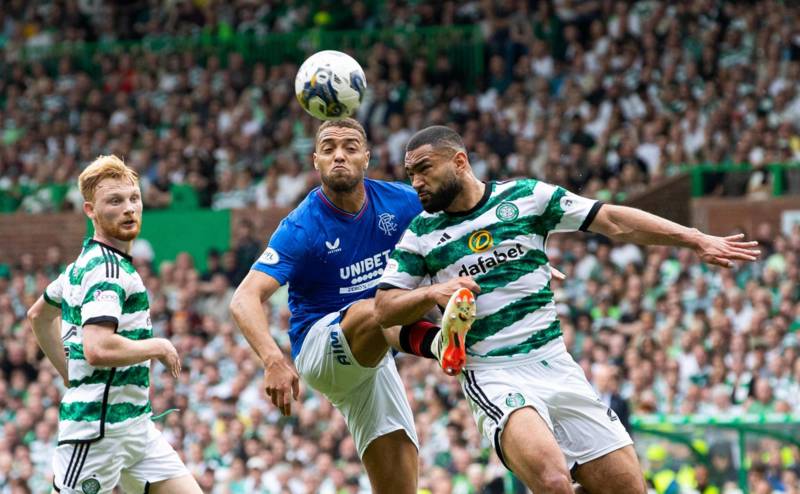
[339,298,392,367]
[572,446,647,494]
[313,301,419,494]
[500,407,574,494]
[340,292,473,374]
[379,288,475,376]
[339,319,419,494]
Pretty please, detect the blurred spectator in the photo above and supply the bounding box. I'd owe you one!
[593,363,631,432]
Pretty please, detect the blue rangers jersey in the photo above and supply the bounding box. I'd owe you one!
[252,179,422,358]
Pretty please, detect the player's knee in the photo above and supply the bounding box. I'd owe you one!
[536,470,572,494]
[521,460,572,494]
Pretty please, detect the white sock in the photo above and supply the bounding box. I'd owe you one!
[430,330,443,361]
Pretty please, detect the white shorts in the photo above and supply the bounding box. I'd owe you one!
[53,417,188,493]
[295,310,419,458]
[460,350,632,471]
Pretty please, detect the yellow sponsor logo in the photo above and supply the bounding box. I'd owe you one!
[468,230,493,253]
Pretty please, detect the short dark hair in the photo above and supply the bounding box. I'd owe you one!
[405,125,465,154]
[315,118,367,144]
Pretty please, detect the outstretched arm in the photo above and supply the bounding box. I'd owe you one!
[230,270,299,416]
[587,204,760,267]
[27,296,68,385]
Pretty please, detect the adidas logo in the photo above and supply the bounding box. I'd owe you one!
[62,326,78,342]
[437,233,452,245]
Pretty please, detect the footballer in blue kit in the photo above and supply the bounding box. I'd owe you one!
[230,118,443,494]
[250,177,421,359]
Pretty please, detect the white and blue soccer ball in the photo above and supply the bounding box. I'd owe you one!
[294,50,367,121]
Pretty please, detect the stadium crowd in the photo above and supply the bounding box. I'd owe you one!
[3,220,800,493]
[2,0,800,213]
[3,0,800,493]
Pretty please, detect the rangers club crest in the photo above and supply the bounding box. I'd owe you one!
[378,213,397,236]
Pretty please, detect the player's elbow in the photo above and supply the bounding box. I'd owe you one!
[229,288,249,323]
[27,297,46,322]
[83,343,106,367]
[26,307,50,332]
[82,330,115,367]
[589,204,627,238]
[26,305,40,325]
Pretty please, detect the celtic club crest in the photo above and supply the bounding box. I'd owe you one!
[496,202,519,222]
[81,478,101,494]
[505,392,526,408]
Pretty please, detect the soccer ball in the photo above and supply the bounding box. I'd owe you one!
[294,50,367,121]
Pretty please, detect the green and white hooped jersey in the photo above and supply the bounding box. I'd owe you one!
[379,179,602,366]
[44,239,153,444]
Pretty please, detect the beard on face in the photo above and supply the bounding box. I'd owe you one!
[321,167,363,193]
[98,214,140,241]
[419,172,463,213]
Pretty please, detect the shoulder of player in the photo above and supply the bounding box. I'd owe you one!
[498,177,564,202]
[55,262,76,280]
[365,178,420,200]
[364,177,409,192]
[71,242,137,287]
[288,187,318,215]
[496,177,540,190]
[366,179,422,216]
[412,210,440,221]
[278,204,313,240]
[405,210,442,233]
[277,189,320,229]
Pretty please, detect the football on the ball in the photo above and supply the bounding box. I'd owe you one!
[294,50,367,121]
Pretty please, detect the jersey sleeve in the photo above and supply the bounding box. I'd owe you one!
[43,269,67,308]
[532,181,603,235]
[80,261,126,328]
[378,224,428,290]
[251,218,309,285]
